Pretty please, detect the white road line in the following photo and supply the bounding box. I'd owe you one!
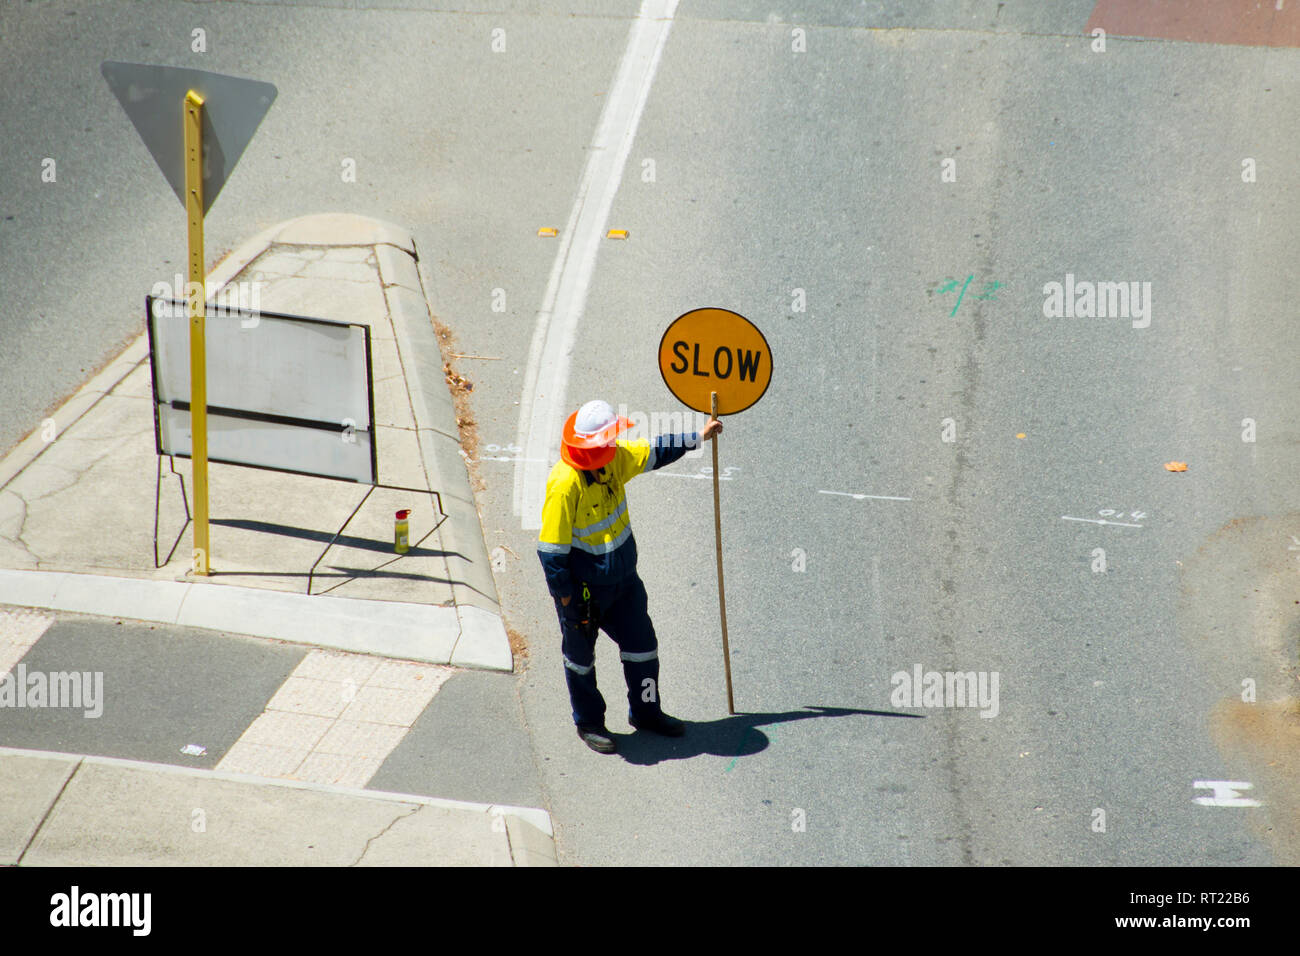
[513,0,680,530]
[1061,516,1143,528]
[818,490,913,501]
[1193,780,1262,808]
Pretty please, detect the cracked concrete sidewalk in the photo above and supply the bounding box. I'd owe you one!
[1,747,555,866]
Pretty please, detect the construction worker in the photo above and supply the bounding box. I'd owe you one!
[538,399,723,753]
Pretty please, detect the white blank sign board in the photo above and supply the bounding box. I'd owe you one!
[147,297,376,484]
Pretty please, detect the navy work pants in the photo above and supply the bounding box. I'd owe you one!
[556,573,663,727]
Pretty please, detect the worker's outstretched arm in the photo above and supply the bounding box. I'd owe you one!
[626,418,724,477]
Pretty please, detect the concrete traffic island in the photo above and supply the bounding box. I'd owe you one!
[0,214,509,672]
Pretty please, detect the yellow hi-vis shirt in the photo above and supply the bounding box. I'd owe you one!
[537,438,657,597]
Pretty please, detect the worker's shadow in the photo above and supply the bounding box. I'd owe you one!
[610,705,922,767]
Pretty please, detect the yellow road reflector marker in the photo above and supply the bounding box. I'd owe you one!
[537,226,558,237]
[607,229,629,240]
[1164,461,1188,472]
[1016,433,1026,439]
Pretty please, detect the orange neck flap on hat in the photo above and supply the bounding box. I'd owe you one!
[562,441,616,471]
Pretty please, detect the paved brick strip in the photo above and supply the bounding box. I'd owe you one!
[217,648,455,789]
[0,607,54,676]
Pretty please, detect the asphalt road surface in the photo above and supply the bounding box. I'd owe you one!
[2,1,1296,866]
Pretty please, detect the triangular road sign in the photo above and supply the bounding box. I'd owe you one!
[101,61,277,214]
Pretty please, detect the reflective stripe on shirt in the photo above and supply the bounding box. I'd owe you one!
[571,523,633,555]
[573,496,628,538]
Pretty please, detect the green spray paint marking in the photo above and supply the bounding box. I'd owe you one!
[935,276,1001,316]
[724,727,773,773]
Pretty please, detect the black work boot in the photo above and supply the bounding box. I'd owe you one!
[628,711,686,737]
[576,724,617,753]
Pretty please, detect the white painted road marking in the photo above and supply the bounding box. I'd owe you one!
[818,490,912,501]
[1193,780,1262,808]
[514,0,680,530]
[655,465,739,481]
[1061,516,1143,528]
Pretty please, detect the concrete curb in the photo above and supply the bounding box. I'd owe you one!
[373,242,503,620]
[505,813,560,867]
[0,746,554,867]
[0,568,484,667]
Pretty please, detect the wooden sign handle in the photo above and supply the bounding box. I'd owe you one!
[711,391,735,714]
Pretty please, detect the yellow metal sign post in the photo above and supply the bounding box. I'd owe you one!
[101,62,278,576]
[183,90,210,575]
[658,308,772,714]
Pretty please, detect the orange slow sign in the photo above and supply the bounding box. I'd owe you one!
[658,308,772,415]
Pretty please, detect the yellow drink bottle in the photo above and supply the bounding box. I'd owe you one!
[394,509,410,553]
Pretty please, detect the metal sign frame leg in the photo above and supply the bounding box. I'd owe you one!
[307,485,375,596]
[153,454,192,569]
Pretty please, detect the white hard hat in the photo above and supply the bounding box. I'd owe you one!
[562,399,631,470]
[574,399,617,437]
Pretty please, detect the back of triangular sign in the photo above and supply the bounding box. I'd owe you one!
[102,61,277,214]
